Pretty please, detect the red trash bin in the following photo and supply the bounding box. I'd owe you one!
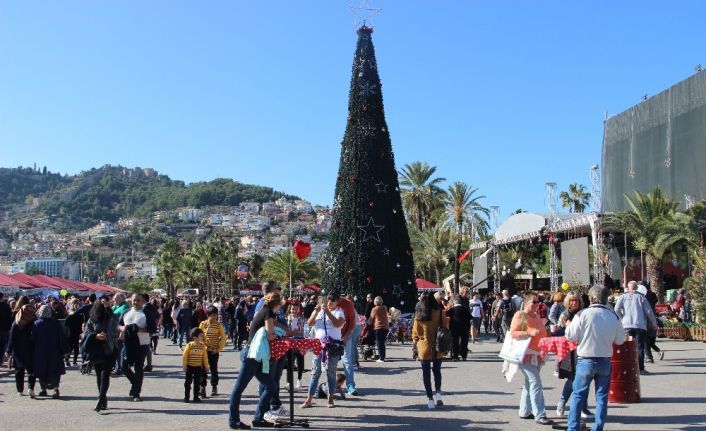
[608,338,641,403]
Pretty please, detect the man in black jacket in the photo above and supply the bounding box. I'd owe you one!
[140,294,159,372]
[449,294,472,360]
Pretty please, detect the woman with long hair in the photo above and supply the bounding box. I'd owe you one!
[83,300,120,411]
[6,304,36,397]
[510,291,553,426]
[412,293,449,409]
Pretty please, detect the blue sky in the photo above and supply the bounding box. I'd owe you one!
[1,1,704,222]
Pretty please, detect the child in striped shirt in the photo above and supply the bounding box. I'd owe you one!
[182,327,209,403]
[199,306,227,397]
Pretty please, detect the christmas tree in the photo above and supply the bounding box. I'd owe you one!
[321,25,416,311]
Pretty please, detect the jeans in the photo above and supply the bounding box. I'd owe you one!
[228,348,275,426]
[162,323,173,339]
[15,366,36,393]
[259,355,286,410]
[308,353,341,397]
[518,363,547,421]
[202,351,220,388]
[627,328,646,371]
[113,341,125,374]
[375,328,388,360]
[560,377,590,413]
[123,345,148,397]
[343,324,362,390]
[178,325,192,349]
[493,319,504,341]
[420,359,442,399]
[568,358,611,431]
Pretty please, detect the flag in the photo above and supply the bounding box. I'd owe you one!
[457,247,472,264]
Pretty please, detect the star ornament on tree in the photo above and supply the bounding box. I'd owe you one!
[359,82,378,96]
[392,284,403,297]
[348,0,382,29]
[357,217,385,243]
[375,181,388,193]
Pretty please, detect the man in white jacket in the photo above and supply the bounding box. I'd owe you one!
[566,285,625,431]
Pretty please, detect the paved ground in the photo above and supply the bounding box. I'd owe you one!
[2,334,705,431]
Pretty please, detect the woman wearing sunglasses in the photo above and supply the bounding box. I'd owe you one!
[509,292,553,426]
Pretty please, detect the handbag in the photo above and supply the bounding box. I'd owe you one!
[323,312,345,357]
[435,309,452,353]
[498,312,531,364]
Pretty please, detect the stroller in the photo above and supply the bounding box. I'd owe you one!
[359,323,377,360]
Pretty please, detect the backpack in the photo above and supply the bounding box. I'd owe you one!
[500,299,516,324]
[435,309,453,354]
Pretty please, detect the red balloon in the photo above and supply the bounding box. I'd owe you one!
[293,240,312,260]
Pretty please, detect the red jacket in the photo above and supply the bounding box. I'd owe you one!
[338,297,356,339]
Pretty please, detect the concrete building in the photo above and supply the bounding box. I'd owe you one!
[24,258,67,276]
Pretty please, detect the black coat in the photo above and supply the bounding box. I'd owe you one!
[449,304,472,334]
[7,321,34,369]
[33,318,66,382]
[0,301,12,331]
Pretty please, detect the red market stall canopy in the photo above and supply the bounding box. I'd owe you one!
[302,284,321,293]
[416,278,444,292]
[1,273,125,295]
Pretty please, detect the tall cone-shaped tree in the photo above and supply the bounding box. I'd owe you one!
[322,26,416,311]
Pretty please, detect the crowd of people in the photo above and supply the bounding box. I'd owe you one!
[0,277,677,430]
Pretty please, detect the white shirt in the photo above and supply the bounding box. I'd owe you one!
[313,308,345,341]
[470,299,484,318]
[123,307,150,345]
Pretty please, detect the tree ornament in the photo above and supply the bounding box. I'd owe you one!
[369,201,375,208]
[396,262,401,268]
[392,284,403,296]
[348,268,355,275]
[362,106,368,112]
[350,176,357,182]
[339,247,344,252]
[383,288,388,294]
[366,276,373,284]
[392,209,397,214]
[406,250,412,256]
[382,248,390,255]
[348,115,352,122]
[407,280,412,285]
[359,82,377,96]
[357,217,386,243]
[375,181,388,193]
[334,220,341,227]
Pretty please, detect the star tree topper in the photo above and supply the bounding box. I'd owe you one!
[348,0,382,29]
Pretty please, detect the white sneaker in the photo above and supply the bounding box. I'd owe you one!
[17,391,23,396]
[556,402,565,417]
[433,392,443,406]
[272,406,289,416]
[376,359,384,363]
[581,410,595,419]
[427,399,435,410]
[284,383,290,391]
[296,379,302,389]
[263,411,279,423]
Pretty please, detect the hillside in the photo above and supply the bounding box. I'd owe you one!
[0,165,298,229]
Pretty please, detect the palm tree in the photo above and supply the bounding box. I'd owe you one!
[560,183,592,213]
[444,182,489,292]
[175,252,202,292]
[399,162,446,230]
[156,240,182,298]
[603,187,678,301]
[654,200,706,270]
[261,250,320,293]
[413,225,455,285]
[249,254,265,282]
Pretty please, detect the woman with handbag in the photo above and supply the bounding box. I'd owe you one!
[301,291,346,409]
[83,301,120,411]
[412,293,449,410]
[510,292,553,426]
